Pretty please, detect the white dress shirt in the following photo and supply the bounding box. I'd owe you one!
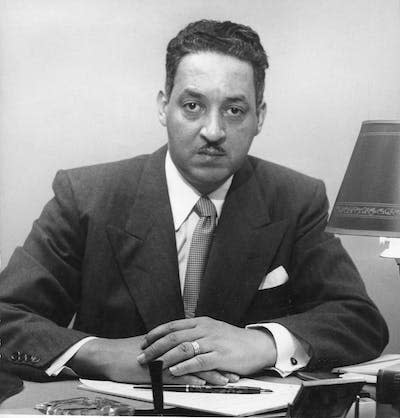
[47,151,309,377]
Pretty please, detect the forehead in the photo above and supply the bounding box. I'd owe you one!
[171,52,256,103]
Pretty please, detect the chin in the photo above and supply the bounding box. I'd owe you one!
[192,173,231,194]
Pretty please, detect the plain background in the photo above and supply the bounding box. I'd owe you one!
[1,0,399,354]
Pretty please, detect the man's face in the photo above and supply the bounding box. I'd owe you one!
[158,51,266,195]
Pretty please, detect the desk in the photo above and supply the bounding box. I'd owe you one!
[0,379,153,415]
[0,377,376,417]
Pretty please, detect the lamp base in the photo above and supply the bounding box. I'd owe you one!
[380,238,400,275]
[380,238,400,258]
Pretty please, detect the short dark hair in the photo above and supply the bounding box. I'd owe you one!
[165,20,269,107]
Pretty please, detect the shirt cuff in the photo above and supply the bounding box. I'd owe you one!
[247,322,310,377]
[45,336,98,376]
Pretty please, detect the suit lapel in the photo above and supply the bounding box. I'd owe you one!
[107,147,184,332]
[196,158,289,325]
[107,150,289,330]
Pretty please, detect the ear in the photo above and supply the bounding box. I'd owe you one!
[157,90,168,127]
[256,102,267,135]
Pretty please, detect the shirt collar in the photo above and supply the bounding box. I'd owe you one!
[165,150,233,231]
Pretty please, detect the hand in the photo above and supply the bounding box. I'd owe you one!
[137,317,277,377]
[68,335,238,385]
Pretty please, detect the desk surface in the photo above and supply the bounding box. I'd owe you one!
[0,377,376,417]
[0,376,298,415]
[0,379,155,415]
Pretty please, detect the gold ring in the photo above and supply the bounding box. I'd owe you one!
[191,341,201,356]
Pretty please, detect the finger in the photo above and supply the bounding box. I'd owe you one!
[145,338,210,369]
[163,370,205,385]
[141,319,197,349]
[169,352,217,377]
[139,339,203,368]
[220,372,240,383]
[138,329,202,365]
[195,371,230,385]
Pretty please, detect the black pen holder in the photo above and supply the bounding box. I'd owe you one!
[285,378,364,418]
[376,368,400,418]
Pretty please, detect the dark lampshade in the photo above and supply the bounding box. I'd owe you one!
[327,120,400,238]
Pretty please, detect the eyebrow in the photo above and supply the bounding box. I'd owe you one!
[225,94,249,104]
[179,89,250,104]
[179,89,204,99]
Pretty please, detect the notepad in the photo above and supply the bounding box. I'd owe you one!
[338,372,376,384]
[79,378,301,416]
[332,354,400,377]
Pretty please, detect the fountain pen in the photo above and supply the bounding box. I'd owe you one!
[133,385,273,394]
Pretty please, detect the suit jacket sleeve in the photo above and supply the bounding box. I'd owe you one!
[272,179,388,370]
[0,170,91,380]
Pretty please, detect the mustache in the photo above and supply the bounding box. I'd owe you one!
[198,145,226,154]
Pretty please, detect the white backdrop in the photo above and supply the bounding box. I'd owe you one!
[1,0,399,352]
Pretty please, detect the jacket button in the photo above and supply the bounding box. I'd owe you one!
[290,357,298,365]
[11,351,21,362]
[31,355,40,363]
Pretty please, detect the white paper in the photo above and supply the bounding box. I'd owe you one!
[339,373,376,384]
[332,353,400,376]
[79,378,300,416]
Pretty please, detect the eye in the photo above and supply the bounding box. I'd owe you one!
[226,106,245,117]
[183,102,201,113]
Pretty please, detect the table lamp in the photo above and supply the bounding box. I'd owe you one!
[326,120,400,273]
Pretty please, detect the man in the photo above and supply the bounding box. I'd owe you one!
[0,20,388,384]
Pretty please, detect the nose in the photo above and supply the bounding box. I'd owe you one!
[200,111,226,143]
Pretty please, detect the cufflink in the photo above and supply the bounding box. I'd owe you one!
[291,357,298,365]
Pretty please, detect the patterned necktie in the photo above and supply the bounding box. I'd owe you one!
[183,196,217,318]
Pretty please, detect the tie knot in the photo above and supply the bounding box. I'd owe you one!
[194,196,216,218]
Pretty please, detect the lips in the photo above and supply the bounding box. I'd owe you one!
[198,147,226,157]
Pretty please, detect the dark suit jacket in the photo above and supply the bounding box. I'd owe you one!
[0,146,388,380]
